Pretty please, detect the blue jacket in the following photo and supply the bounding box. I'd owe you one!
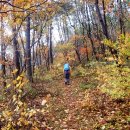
[64,63,70,71]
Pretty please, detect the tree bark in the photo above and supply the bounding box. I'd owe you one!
[12,26,20,77]
[49,23,53,64]
[95,0,109,39]
[118,0,125,35]
[26,15,33,82]
[95,0,118,59]
[86,4,98,60]
[0,16,6,86]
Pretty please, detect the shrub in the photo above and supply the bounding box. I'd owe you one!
[104,33,130,65]
[0,72,47,129]
[72,65,87,77]
[97,64,130,99]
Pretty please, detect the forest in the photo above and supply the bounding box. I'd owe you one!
[0,0,130,129]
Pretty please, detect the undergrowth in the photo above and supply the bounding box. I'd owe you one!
[0,72,48,129]
[97,63,130,99]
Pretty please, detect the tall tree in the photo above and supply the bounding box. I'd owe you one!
[12,26,20,77]
[26,15,32,82]
[95,0,109,39]
[118,0,126,35]
[0,15,6,86]
[49,23,53,64]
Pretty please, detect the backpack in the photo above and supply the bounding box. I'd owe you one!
[64,63,70,71]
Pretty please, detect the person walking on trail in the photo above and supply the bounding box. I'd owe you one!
[63,61,71,85]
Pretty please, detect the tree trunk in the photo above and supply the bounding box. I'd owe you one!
[82,24,89,61]
[90,5,105,56]
[102,0,108,35]
[12,27,20,77]
[95,0,109,39]
[86,4,98,60]
[118,0,125,35]
[49,23,53,64]
[95,0,118,59]
[0,16,6,86]
[31,29,35,73]
[26,15,33,82]
[75,48,81,63]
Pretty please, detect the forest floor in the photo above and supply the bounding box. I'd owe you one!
[30,75,130,130]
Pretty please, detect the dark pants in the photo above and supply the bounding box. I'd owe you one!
[64,70,70,84]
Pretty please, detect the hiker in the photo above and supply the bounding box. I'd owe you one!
[63,61,71,85]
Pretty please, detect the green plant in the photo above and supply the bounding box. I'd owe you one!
[80,82,96,90]
[97,64,130,99]
[72,65,87,77]
[104,33,130,65]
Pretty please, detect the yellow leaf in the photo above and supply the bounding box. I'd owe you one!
[2,110,12,118]
[19,82,24,88]
[20,73,24,77]
[17,121,22,126]
[20,112,25,116]
[6,84,11,88]
[13,95,17,102]
[18,117,24,122]
[25,3,31,9]
[28,109,36,118]
[16,82,21,88]
[18,101,23,106]
[23,120,29,126]
[12,69,18,74]
[12,80,17,85]
[16,76,22,81]
[6,122,12,129]
[14,105,19,112]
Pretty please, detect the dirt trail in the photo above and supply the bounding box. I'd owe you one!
[44,79,86,130]
[32,78,130,130]
[32,78,88,129]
